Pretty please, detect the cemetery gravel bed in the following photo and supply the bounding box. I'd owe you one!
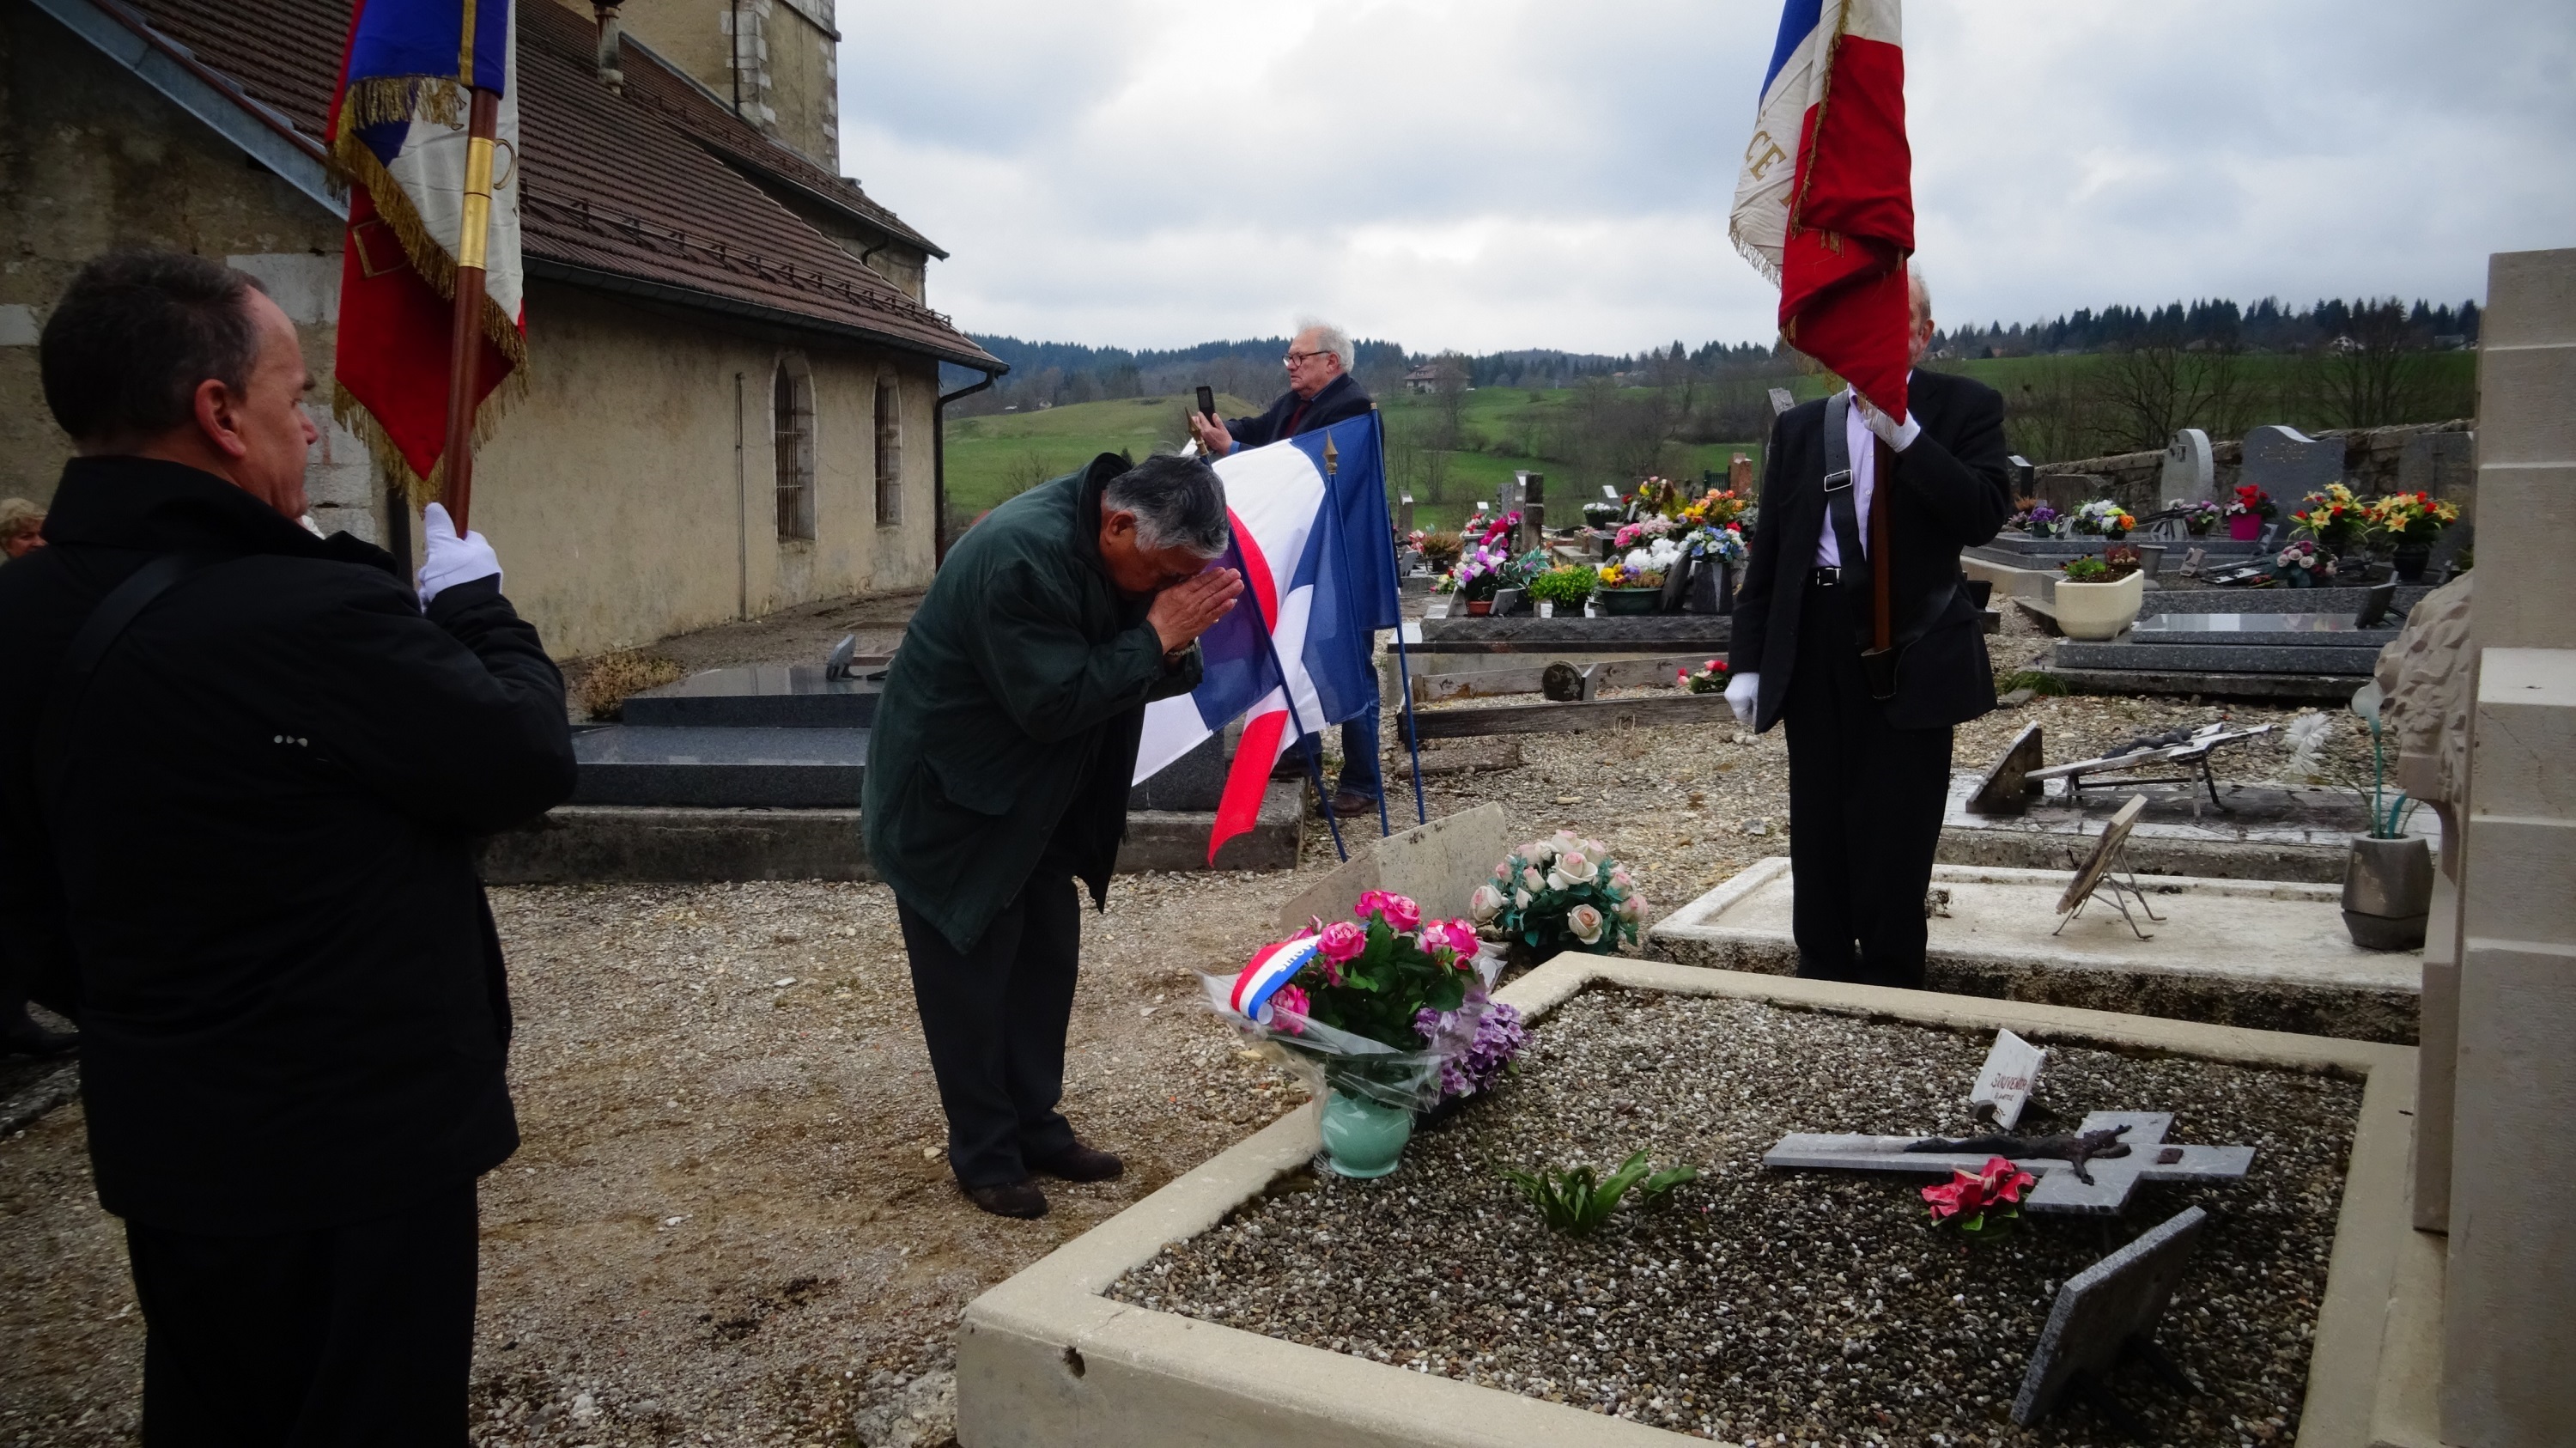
[1110,987,2361,1446]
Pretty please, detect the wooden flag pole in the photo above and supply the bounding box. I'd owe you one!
[439,86,503,533]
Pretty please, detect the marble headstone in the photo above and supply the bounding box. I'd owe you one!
[2011,1206,2210,1426]
[2239,424,2342,498]
[2160,428,2215,505]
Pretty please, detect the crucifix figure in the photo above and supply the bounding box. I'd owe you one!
[1763,1111,2254,1216]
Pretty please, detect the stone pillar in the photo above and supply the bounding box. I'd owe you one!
[2442,246,2576,1445]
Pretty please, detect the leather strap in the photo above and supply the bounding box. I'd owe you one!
[1870,435,1895,655]
[1820,393,1869,601]
[31,552,221,796]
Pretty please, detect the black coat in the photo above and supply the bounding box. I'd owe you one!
[0,458,575,1233]
[1729,368,2014,732]
[1224,371,1373,450]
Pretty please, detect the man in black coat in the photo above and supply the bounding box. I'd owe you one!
[0,251,575,1441]
[1185,322,1383,816]
[1725,268,2012,989]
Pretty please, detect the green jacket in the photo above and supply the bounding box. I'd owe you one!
[864,456,1203,952]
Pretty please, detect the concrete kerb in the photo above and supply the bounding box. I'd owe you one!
[954,957,2422,1448]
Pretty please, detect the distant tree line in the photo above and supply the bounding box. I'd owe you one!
[1939,295,2480,359]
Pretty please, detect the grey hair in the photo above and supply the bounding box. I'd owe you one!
[1105,453,1230,558]
[1297,318,1355,372]
[1906,262,1931,321]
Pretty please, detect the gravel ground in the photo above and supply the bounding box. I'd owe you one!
[0,593,2381,1446]
[1110,987,2362,1446]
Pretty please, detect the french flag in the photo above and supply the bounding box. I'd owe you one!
[327,0,527,500]
[1133,414,1398,863]
[1728,0,1914,421]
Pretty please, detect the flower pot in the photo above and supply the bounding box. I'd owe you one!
[1317,1086,1413,1178]
[2050,570,2144,641]
[1599,587,1661,617]
[1686,559,1734,615]
[2342,835,2433,951]
[2229,514,2262,541]
[2276,566,2316,588]
[1466,599,1492,617]
[1535,600,1554,618]
[2391,541,2432,583]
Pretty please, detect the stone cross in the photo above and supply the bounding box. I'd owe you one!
[1761,1110,2255,1215]
[2160,428,2215,505]
[2012,1206,2210,1429]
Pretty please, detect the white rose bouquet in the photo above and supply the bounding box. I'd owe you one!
[1473,830,1648,961]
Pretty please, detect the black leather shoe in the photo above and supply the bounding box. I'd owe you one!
[1028,1143,1124,1183]
[963,1180,1048,1219]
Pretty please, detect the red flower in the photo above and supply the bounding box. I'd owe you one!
[1923,1156,2034,1224]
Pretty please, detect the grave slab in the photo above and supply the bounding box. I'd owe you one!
[1647,859,2420,1042]
[954,956,2421,1448]
[2050,640,2387,675]
[569,726,868,807]
[620,665,881,728]
[1414,615,1731,654]
[2045,665,2374,703]
[2129,612,2402,648]
[2138,585,2434,615]
[1937,770,2439,883]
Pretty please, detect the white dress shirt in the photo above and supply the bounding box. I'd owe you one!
[1815,391,1878,569]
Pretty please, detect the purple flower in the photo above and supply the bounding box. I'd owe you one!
[1414,1001,1528,1099]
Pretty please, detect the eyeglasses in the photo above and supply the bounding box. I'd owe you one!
[1282,350,1329,365]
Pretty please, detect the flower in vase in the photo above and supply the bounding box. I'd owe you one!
[1567,903,1607,945]
[1355,890,1421,931]
[1316,920,1366,964]
[1469,884,1505,922]
[1268,985,1309,1035]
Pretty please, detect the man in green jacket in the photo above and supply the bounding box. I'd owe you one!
[866,453,1240,1218]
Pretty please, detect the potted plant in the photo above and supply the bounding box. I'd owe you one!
[1441,544,1507,614]
[2291,482,2373,561]
[2286,691,2433,950]
[2273,538,2336,587]
[2069,499,2137,541]
[2226,484,2277,541]
[1527,563,1595,618]
[1680,523,1747,614]
[2051,547,2146,640]
[1419,531,1463,574]
[2169,499,2223,536]
[1209,893,1509,1177]
[2365,490,2461,582]
[1473,830,1648,966]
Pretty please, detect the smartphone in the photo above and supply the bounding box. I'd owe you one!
[1195,385,1217,420]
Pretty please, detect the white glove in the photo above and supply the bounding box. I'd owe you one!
[1723,671,1760,727]
[1856,397,1922,452]
[417,502,501,605]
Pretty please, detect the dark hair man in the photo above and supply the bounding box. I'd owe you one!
[866,452,1242,1218]
[1185,321,1385,818]
[1724,266,2013,989]
[0,250,574,1438]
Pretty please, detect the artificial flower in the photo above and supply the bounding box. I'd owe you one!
[1513,889,1533,911]
[1316,920,1366,964]
[1356,891,1421,932]
[1615,893,1646,923]
[1521,866,1546,893]
[1609,866,1635,890]
[1556,851,1600,885]
[1268,984,1309,1035]
[1567,903,1607,944]
[1469,884,1505,922]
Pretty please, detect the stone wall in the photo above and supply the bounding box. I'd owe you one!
[2031,418,2477,514]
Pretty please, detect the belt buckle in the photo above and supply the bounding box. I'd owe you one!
[1814,566,1843,587]
[1821,469,1854,494]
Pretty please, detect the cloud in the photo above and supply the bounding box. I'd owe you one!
[841,0,2576,353]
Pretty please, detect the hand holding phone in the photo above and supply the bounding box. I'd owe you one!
[1195,385,1217,420]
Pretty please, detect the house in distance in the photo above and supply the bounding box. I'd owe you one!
[0,0,1004,658]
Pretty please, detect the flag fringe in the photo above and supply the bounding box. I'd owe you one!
[333,363,531,508]
[1729,228,1783,288]
[330,111,528,378]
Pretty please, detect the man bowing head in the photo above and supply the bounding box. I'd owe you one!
[1723,265,2013,989]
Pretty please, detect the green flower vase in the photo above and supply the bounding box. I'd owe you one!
[1317,1087,1413,1178]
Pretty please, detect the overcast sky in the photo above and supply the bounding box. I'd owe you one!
[837,1,2576,356]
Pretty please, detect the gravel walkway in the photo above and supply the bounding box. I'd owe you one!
[1111,987,2361,1446]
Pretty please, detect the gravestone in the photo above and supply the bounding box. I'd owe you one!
[1970,1029,2047,1129]
[1767,386,1796,417]
[2397,430,2475,500]
[2160,428,2215,505]
[1965,722,2045,815]
[1727,453,1754,490]
[2012,1206,2211,1427]
[1130,731,1231,812]
[1763,1110,2255,1215]
[568,726,869,807]
[2240,424,2342,498]
[1516,471,1545,541]
[2006,454,2037,496]
[1397,491,1415,534]
[1275,803,1512,935]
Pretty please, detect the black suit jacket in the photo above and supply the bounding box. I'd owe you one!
[1224,371,1373,449]
[1728,368,2014,732]
[0,458,575,1232]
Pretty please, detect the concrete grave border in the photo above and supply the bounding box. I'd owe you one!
[956,957,2427,1448]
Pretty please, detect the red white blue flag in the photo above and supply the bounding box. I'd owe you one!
[1133,415,1397,863]
[1729,0,1914,421]
[327,0,526,500]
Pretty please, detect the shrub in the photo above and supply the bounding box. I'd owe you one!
[1526,564,1595,606]
[1419,532,1464,571]
[577,651,684,720]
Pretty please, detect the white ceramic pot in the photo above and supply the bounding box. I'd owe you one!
[2052,570,2145,641]
[1536,600,1555,618]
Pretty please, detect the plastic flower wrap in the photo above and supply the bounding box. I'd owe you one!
[1485,831,1647,958]
[1202,892,1513,1110]
[1923,1156,2037,1235]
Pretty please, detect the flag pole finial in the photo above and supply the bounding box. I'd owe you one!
[1323,435,1339,478]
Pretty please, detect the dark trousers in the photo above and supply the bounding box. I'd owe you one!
[1781,581,1953,989]
[897,873,1082,1187]
[124,1183,480,1447]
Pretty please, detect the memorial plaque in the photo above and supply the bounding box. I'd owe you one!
[1966,722,2045,815]
[1969,1029,2046,1129]
[2057,794,2148,916]
[2011,1206,2211,1427]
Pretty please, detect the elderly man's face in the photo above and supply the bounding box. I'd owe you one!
[1097,508,1213,597]
[228,290,321,520]
[1907,283,1935,367]
[1282,327,1344,400]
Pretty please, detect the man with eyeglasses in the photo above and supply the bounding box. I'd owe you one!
[1186,322,1383,818]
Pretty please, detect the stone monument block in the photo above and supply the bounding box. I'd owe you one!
[1275,803,1511,936]
[2398,430,2475,501]
[2240,424,2342,498]
[1131,731,1231,812]
[2160,428,2215,504]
